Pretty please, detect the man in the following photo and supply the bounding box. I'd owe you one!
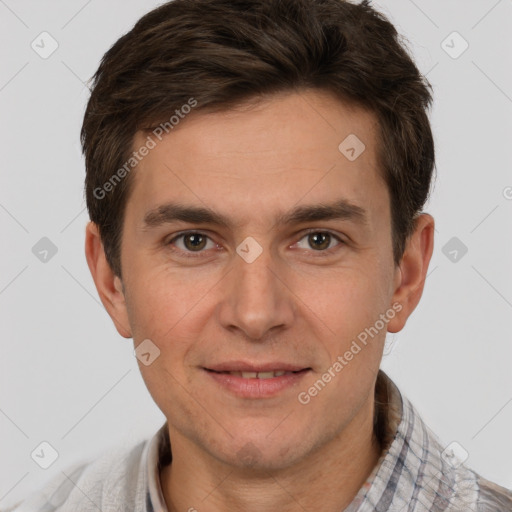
[9,0,512,510]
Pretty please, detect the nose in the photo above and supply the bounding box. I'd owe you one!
[215,242,295,341]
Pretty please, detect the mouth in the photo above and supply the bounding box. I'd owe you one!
[203,364,311,398]
[205,369,309,379]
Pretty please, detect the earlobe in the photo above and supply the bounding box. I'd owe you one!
[387,214,435,333]
[84,222,132,338]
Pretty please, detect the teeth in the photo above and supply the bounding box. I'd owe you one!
[227,370,289,379]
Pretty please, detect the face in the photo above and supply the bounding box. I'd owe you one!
[90,89,429,471]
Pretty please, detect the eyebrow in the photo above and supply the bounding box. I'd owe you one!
[142,198,368,230]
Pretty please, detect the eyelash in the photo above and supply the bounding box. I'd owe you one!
[166,229,346,258]
[166,230,219,259]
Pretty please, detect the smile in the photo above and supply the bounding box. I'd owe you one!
[212,370,294,379]
[204,366,311,398]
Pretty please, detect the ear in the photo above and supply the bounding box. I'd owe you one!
[387,213,435,333]
[84,221,132,338]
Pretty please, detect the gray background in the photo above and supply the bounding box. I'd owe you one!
[1,0,511,507]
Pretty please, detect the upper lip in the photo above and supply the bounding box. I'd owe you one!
[205,361,310,373]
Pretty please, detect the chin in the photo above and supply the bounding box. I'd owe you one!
[213,433,310,473]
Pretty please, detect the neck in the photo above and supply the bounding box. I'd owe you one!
[160,393,382,512]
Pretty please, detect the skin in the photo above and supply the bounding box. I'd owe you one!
[85,89,434,512]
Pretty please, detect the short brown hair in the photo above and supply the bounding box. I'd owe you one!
[81,0,434,278]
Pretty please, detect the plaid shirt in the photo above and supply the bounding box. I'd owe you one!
[5,370,512,511]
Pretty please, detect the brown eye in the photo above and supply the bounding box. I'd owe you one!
[169,232,216,255]
[308,232,332,250]
[293,231,343,254]
[183,233,207,251]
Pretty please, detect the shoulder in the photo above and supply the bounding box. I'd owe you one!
[3,439,149,512]
[377,377,512,511]
[475,474,512,511]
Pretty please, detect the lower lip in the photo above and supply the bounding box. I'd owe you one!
[204,369,310,398]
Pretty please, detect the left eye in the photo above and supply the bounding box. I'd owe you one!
[170,232,216,252]
[295,232,342,251]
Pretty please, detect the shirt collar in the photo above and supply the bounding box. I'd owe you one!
[346,370,478,511]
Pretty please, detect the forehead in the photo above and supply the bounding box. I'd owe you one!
[127,90,386,228]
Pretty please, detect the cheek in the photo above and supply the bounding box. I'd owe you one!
[125,270,211,411]
[296,265,391,345]
[124,266,235,418]
[124,265,212,358]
